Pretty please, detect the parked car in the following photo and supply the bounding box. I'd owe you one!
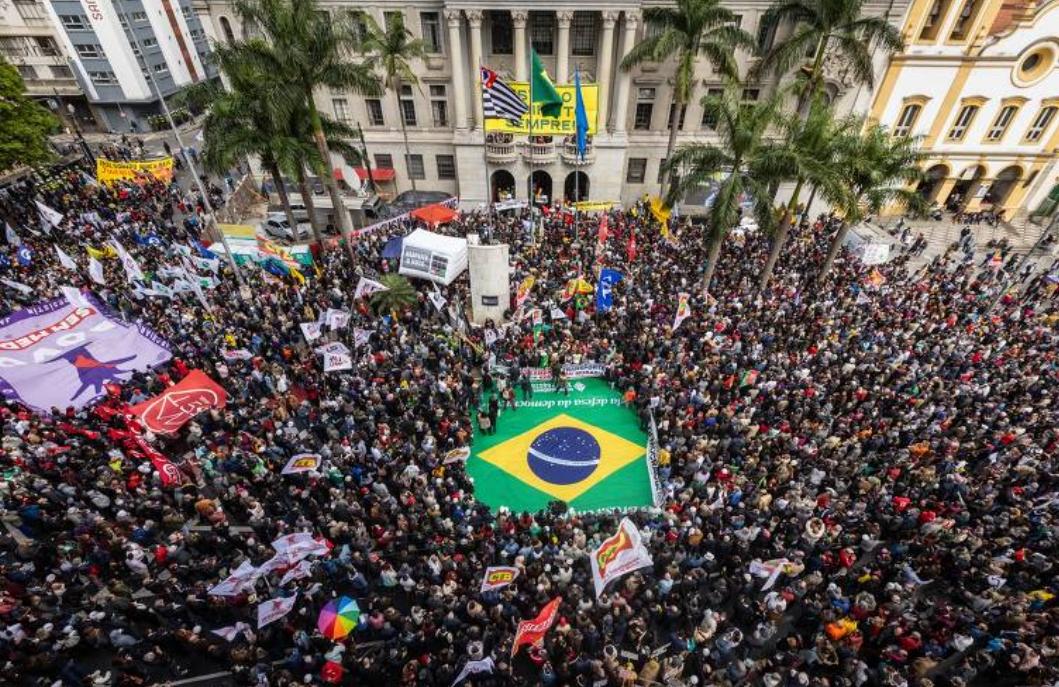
[261,213,311,242]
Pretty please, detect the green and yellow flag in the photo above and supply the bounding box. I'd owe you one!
[531,49,563,118]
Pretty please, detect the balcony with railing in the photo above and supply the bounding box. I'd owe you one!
[560,136,595,165]
[521,136,557,164]
[484,132,517,164]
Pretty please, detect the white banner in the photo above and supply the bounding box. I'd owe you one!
[325,308,351,329]
[88,256,105,285]
[323,351,352,372]
[314,341,350,357]
[353,328,372,348]
[279,559,313,586]
[221,348,254,361]
[300,322,323,342]
[354,276,388,299]
[451,657,496,686]
[257,594,298,629]
[55,246,77,270]
[281,453,322,474]
[589,517,653,599]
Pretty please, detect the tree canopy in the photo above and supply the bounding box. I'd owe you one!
[0,59,59,173]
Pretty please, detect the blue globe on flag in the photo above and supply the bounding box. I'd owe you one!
[527,427,600,485]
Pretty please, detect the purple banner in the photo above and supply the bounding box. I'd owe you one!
[0,294,171,412]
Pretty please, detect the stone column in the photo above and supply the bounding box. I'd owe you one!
[556,11,573,84]
[597,11,618,132]
[467,9,484,128]
[445,9,469,131]
[611,10,639,135]
[513,10,528,81]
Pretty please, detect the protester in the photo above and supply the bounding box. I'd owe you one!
[0,151,1055,687]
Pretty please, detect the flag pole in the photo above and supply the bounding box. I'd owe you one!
[527,48,536,244]
[479,63,494,228]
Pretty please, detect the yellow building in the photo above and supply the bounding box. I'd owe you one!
[869,0,1059,219]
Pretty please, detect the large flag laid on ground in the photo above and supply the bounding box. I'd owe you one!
[481,66,528,124]
[128,370,228,434]
[512,597,561,656]
[590,517,654,598]
[530,49,563,117]
[0,294,170,411]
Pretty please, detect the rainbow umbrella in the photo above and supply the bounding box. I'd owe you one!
[317,596,360,640]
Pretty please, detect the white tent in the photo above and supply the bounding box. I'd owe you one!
[398,229,468,286]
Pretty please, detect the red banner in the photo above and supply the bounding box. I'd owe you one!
[129,370,227,434]
[511,597,561,657]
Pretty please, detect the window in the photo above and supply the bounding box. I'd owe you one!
[0,37,25,58]
[375,153,394,169]
[634,87,655,130]
[332,98,351,124]
[131,10,148,22]
[16,64,37,80]
[366,98,385,126]
[701,87,724,129]
[436,155,456,179]
[142,37,158,48]
[59,14,87,30]
[14,0,47,25]
[985,105,1019,141]
[219,16,235,43]
[182,6,193,19]
[626,158,647,183]
[949,0,981,41]
[348,11,368,44]
[190,28,205,41]
[668,103,688,130]
[756,16,777,52]
[153,62,168,74]
[947,104,979,141]
[429,85,448,127]
[399,85,417,126]
[406,154,425,179]
[741,88,760,102]
[75,43,102,58]
[51,65,73,78]
[918,0,952,41]
[384,11,402,32]
[531,12,554,55]
[89,71,117,85]
[490,10,512,54]
[893,102,922,136]
[657,158,668,184]
[33,36,59,56]
[571,12,597,56]
[1024,106,1057,142]
[420,12,442,53]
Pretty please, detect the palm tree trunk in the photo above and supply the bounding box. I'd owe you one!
[296,166,325,248]
[702,227,724,294]
[395,81,416,193]
[267,158,297,234]
[305,93,356,262]
[818,220,850,281]
[759,177,804,291]
[801,184,818,223]
[799,36,829,118]
[661,97,683,198]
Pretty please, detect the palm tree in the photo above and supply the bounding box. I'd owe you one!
[371,274,418,313]
[664,84,788,292]
[233,0,382,259]
[357,11,427,193]
[817,122,925,280]
[620,0,755,197]
[757,94,848,290]
[753,0,904,114]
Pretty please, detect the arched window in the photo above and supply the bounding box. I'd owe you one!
[219,16,234,43]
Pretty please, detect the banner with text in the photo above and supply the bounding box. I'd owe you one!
[484,83,598,135]
[97,157,174,185]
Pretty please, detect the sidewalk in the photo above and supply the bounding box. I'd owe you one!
[51,116,203,146]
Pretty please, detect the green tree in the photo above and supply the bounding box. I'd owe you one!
[818,122,925,280]
[757,94,848,290]
[0,59,59,173]
[664,84,788,292]
[620,0,755,197]
[753,0,904,114]
[357,11,426,193]
[233,0,382,259]
[370,274,418,314]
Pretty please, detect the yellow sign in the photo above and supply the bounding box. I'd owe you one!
[484,82,598,135]
[217,223,257,239]
[573,200,620,212]
[96,157,174,185]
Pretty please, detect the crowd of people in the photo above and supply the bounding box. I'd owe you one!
[0,148,1056,687]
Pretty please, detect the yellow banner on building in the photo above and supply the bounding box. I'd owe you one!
[96,157,174,185]
[573,200,620,212]
[485,82,598,135]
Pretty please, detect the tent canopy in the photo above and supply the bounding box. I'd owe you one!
[410,203,458,227]
[398,228,468,286]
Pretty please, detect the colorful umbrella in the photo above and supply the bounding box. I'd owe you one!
[317,596,360,639]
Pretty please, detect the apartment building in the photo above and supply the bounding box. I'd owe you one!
[869,0,1059,219]
[195,0,911,206]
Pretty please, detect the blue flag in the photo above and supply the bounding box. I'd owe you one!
[135,232,164,248]
[0,254,10,269]
[596,268,623,312]
[16,247,32,267]
[191,240,218,259]
[574,67,589,160]
[261,257,290,278]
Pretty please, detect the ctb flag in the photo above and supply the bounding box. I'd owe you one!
[589,517,654,598]
[480,566,519,593]
[511,597,561,656]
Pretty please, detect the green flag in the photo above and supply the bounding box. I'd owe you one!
[530,49,563,118]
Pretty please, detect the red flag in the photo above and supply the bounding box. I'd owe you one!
[626,233,637,262]
[511,597,561,657]
[129,370,228,435]
[597,215,609,244]
[130,435,184,487]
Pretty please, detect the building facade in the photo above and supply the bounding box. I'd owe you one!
[869,0,1059,219]
[194,0,910,207]
[37,0,218,132]
[0,0,95,130]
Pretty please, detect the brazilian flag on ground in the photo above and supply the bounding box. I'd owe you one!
[468,377,654,513]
